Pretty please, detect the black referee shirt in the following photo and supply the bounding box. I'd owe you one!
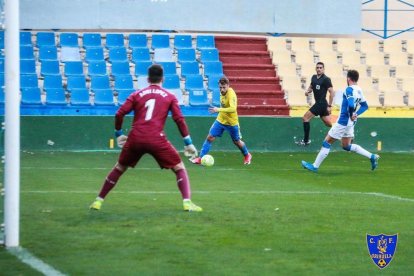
[310,74,333,103]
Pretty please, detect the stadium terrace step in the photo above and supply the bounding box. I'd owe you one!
[228,76,280,84]
[236,90,284,97]
[238,105,290,116]
[231,83,282,91]
[219,50,270,57]
[215,35,289,116]
[220,56,272,64]
[238,98,287,105]
[215,36,267,44]
[223,64,275,70]
[225,69,276,78]
[215,43,268,51]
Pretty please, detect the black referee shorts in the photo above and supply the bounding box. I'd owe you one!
[309,102,330,117]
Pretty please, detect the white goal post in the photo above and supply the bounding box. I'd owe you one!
[4,0,21,247]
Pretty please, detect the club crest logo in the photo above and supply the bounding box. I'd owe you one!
[366,233,398,269]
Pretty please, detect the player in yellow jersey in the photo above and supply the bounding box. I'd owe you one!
[191,76,252,165]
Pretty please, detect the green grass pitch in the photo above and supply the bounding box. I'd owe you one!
[1,151,414,275]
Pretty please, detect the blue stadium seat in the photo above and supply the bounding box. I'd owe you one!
[131,48,151,63]
[0,59,4,73]
[20,46,35,60]
[200,49,220,62]
[151,34,170,49]
[177,48,196,63]
[0,88,4,105]
[211,88,221,106]
[170,88,184,105]
[203,61,224,78]
[114,75,134,90]
[137,76,149,89]
[64,61,84,76]
[20,32,32,46]
[128,34,147,49]
[21,87,42,105]
[106,34,125,49]
[20,74,38,88]
[45,88,67,105]
[40,60,60,76]
[60,47,81,62]
[20,60,36,74]
[207,75,222,91]
[43,75,63,89]
[91,75,110,90]
[38,46,58,61]
[88,61,107,76]
[196,35,215,50]
[185,75,204,90]
[36,32,55,47]
[188,89,209,106]
[0,31,3,49]
[135,61,152,76]
[60,33,79,47]
[153,48,174,62]
[67,76,87,90]
[94,89,114,105]
[0,73,3,87]
[180,61,200,78]
[174,35,192,49]
[117,89,135,105]
[157,61,176,75]
[163,74,180,89]
[85,47,104,62]
[69,88,90,105]
[83,33,102,48]
[109,47,128,62]
[111,61,130,77]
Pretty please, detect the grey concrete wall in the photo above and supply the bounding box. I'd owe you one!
[19,0,361,35]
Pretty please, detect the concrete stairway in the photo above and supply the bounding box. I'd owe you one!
[215,36,289,116]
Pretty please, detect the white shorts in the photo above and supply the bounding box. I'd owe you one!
[328,123,354,140]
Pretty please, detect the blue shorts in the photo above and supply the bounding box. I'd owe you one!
[209,120,242,141]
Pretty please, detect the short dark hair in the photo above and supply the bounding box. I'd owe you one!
[148,64,164,83]
[316,62,324,68]
[347,69,359,82]
[218,76,229,85]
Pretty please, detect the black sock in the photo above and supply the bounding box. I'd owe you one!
[303,122,310,142]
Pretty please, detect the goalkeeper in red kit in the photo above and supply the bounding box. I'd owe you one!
[90,64,202,212]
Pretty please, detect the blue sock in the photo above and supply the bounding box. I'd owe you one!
[240,145,249,156]
[200,140,211,157]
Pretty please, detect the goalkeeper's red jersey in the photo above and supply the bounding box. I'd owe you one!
[115,84,189,142]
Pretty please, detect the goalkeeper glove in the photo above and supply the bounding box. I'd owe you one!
[115,129,128,148]
[183,135,198,158]
[116,135,128,148]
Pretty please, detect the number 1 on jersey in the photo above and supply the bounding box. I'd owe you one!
[144,99,155,121]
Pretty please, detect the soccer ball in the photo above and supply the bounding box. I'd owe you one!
[201,154,214,167]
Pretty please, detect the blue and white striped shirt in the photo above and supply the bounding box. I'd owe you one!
[337,85,368,126]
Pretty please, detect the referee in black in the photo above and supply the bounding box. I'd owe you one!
[298,62,335,146]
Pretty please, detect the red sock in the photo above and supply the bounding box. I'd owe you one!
[175,169,191,199]
[98,167,124,199]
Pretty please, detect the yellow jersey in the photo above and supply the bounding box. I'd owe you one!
[216,87,239,126]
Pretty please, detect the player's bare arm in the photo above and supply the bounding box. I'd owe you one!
[209,106,219,113]
[305,85,313,96]
[327,86,335,113]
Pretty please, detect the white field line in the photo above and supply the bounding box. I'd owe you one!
[21,166,297,171]
[20,190,414,203]
[20,166,414,172]
[8,247,66,276]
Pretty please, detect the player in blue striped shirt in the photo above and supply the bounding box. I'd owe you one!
[301,70,380,172]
